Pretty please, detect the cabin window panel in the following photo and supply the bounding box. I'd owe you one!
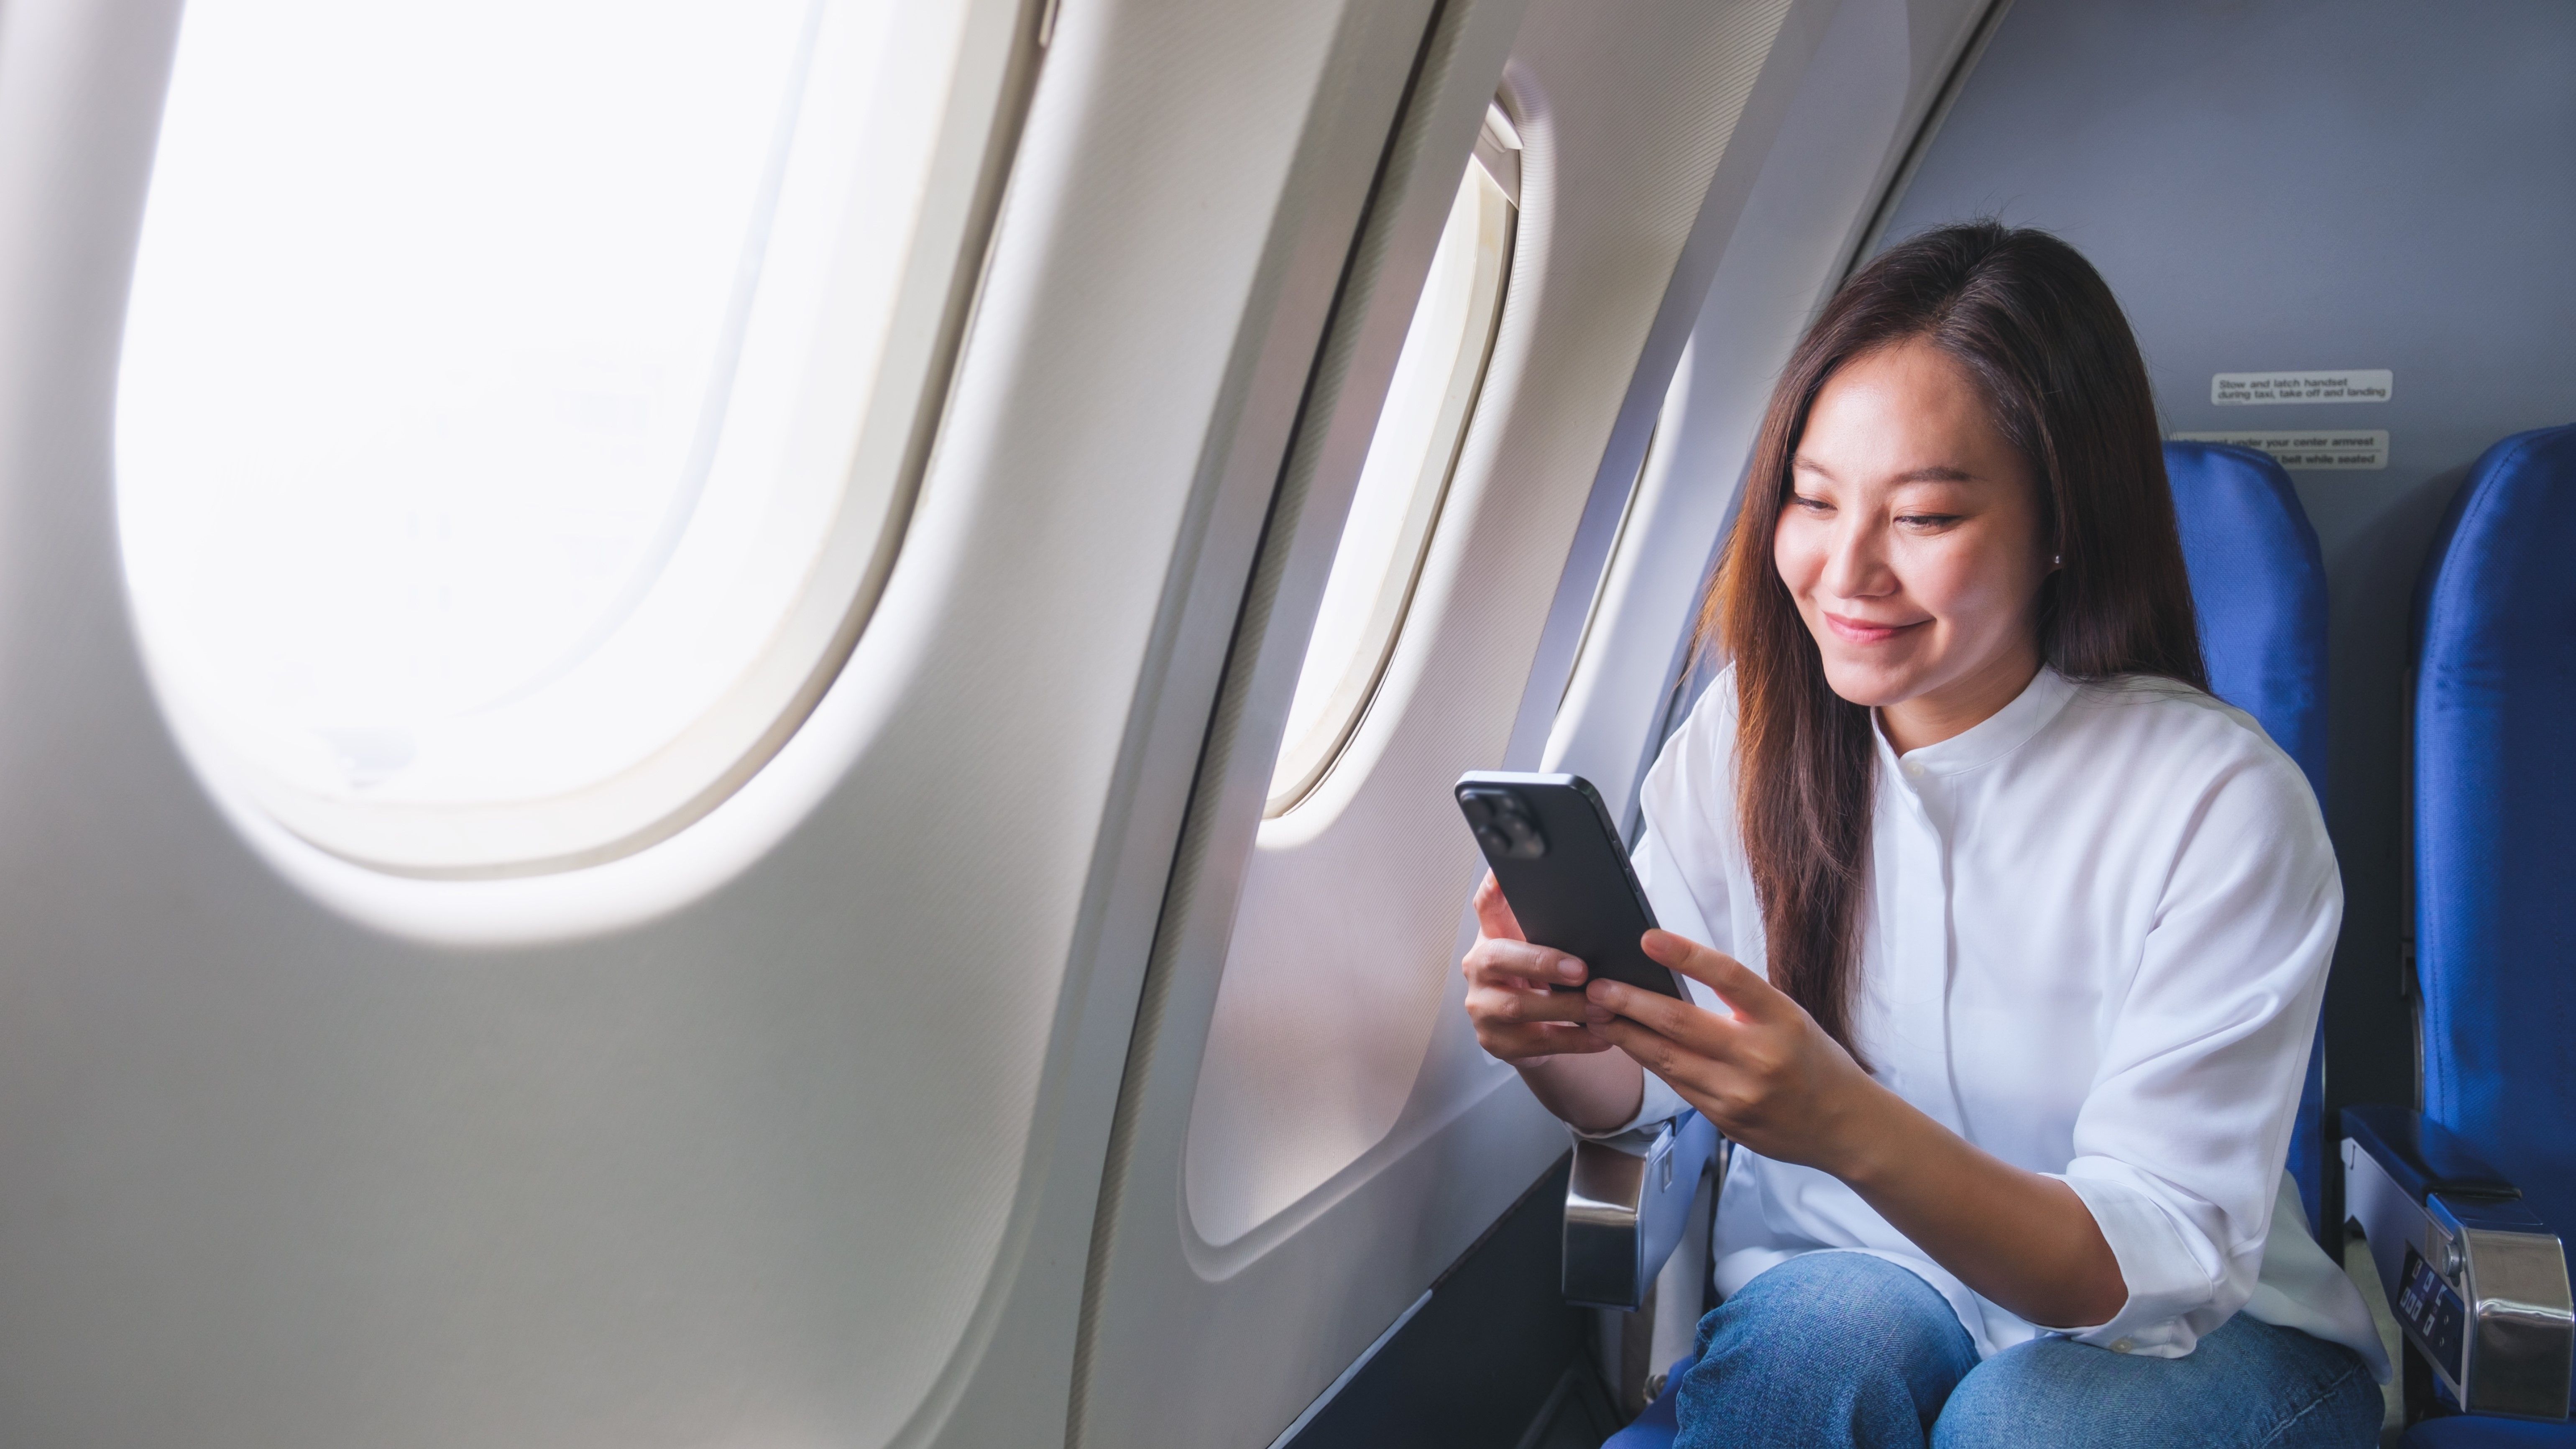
[1264,143,1515,816]
[115,0,996,876]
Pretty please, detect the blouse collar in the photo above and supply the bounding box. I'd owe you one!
[1876,665,2079,782]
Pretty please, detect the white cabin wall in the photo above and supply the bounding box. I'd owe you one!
[0,0,1454,1446]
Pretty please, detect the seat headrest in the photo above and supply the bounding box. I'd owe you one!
[2162,441,2329,803]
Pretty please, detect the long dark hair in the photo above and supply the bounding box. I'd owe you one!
[1703,221,2206,1063]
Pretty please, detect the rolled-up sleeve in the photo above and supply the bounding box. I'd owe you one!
[2048,754,2341,1355]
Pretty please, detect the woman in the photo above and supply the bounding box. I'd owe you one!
[1460,222,2387,1447]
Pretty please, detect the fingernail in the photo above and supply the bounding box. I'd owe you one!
[1557,958,1583,982]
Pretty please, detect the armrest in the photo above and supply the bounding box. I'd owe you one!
[1562,1111,1720,1311]
[2343,1102,2521,1202]
[2341,1106,2572,1421]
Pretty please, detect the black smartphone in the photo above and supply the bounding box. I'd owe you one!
[1454,771,1687,999]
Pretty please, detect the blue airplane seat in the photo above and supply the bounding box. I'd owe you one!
[1601,443,2335,1446]
[2410,423,2576,1322]
[2363,423,2576,1444]
[2163,441,2333,1232]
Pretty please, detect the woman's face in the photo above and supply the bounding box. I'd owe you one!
[1773,337,2051,739]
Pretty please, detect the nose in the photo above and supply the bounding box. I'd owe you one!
[1819,510,1894,601]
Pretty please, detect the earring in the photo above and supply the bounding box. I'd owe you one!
[2052,554,2062,567]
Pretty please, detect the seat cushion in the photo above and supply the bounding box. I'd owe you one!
[2164,440,2331,1227]
[2403,1414,2576,1447]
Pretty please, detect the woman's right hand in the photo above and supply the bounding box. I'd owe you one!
[1460,873,1612,1063]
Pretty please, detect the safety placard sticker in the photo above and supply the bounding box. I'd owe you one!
[2211,370,2392,405]
[2172,430,2388,470]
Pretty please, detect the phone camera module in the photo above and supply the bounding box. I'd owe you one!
[1460,788,1546,859]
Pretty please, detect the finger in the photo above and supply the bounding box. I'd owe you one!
[1585,1015,1699,1083]
[1583,973,1728,1047]
[1472,873,1526,943]
[1525,1023,1614,1055]
[1466,937,1586,989]
[1481,1021,1613,1061]
[1642,929,1782,1019]
[1468,982,1593,1027]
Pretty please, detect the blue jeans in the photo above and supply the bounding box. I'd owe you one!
[1638,1250,2380,1449]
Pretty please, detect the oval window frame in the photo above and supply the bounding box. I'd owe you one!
[1264,113,1518,818]
[112,0,1035,880]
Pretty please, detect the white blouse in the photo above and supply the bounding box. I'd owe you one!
[1614,664,2387,1374]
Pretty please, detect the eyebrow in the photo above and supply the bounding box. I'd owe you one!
[1790,455,1982,485]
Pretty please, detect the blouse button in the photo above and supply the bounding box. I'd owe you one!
[2111,1338,2134,1354]
[1902,760,1925,779]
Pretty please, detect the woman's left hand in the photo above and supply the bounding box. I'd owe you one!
[1581,929,1890,1176]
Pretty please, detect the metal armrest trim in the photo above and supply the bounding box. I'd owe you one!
[1562,1112,1720,1311]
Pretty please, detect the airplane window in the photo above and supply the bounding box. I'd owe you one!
[115,0,995,875]
[1264,118,1516,816]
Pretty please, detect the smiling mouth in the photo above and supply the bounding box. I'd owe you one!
[1822,611,1927,644]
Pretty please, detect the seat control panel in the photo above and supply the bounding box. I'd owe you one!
[2396,1245,2467,1384]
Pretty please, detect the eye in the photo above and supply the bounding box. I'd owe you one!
[1896,511,1961,529]
[1789,492,1833,514]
